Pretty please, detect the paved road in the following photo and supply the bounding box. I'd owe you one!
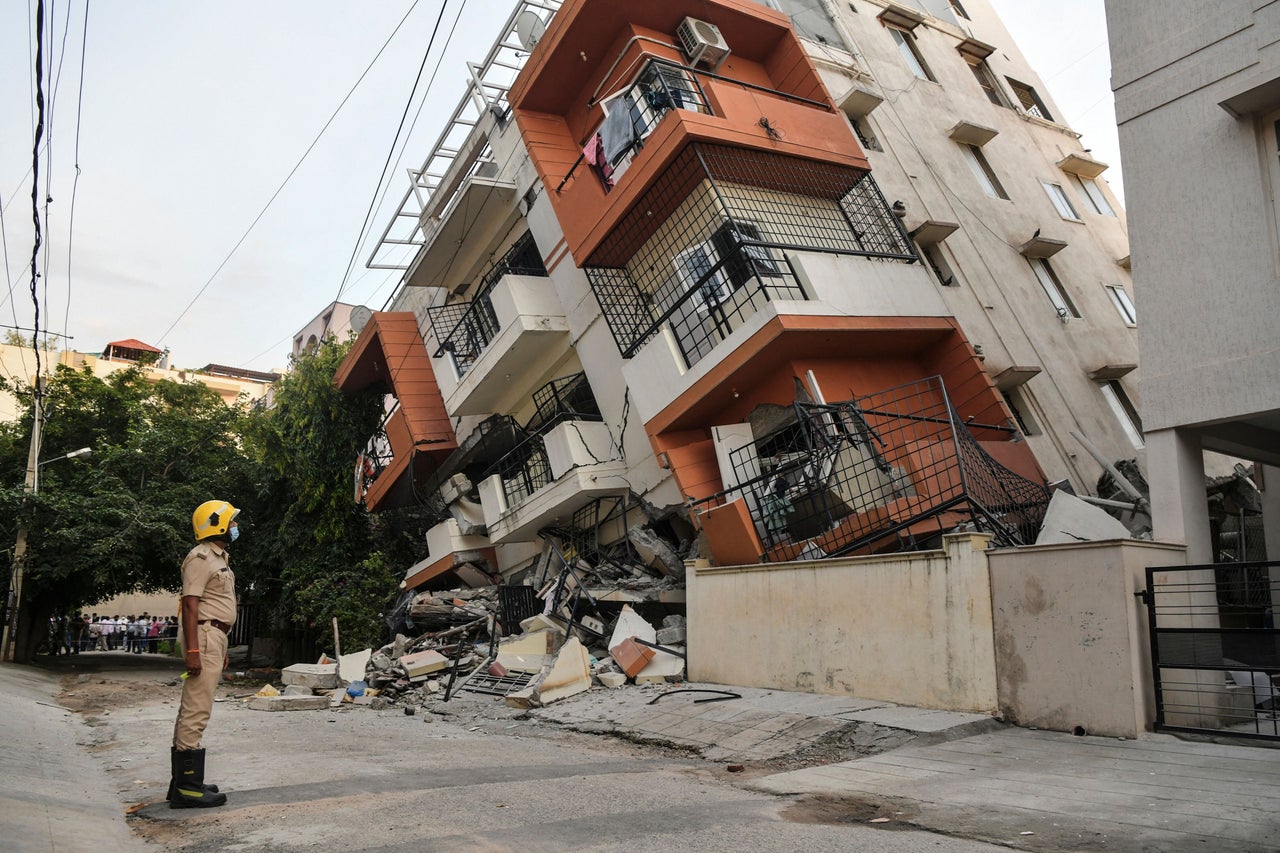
[1,656,1005,852]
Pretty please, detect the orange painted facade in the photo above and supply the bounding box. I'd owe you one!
[334,312,458,512]
[510,0,868,266]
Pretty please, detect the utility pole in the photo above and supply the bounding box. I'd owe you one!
[2,381,42,662]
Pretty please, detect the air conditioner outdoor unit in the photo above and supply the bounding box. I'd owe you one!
[677,17,731,70]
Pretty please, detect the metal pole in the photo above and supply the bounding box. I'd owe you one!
[2,381,43,662]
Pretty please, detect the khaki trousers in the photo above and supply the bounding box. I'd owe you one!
[173,623,228,750]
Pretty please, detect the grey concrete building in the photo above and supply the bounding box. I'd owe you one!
[1107,0,1280,562]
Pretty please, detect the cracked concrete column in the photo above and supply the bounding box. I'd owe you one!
[1147,427,1211,564]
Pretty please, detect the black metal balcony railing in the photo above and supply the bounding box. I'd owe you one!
[483,372,605,511]
[584,143,917,368]
[430,231,548,377]
[696,376,1049,562]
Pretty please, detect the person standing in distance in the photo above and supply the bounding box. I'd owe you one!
[167,499,239,809]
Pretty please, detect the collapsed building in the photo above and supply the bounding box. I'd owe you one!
[329,0,1166,714]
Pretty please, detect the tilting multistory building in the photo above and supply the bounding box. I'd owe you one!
[337,0,1140,588]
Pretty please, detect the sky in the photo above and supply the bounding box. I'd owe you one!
[0,0,1121,374]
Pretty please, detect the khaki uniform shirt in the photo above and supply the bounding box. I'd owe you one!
[180,541,237,625]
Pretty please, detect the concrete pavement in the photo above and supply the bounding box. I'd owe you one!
[0,662,143,852]
[7,651,1280,851]
[753,726,1280,851]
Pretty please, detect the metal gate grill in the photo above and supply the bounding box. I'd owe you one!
[1143,562,1280,741]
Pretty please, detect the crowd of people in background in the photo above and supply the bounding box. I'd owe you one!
[44,612,180,655]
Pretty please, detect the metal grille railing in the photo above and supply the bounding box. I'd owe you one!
[697,376,1048,561]
[584,143,916,367]
[525,372,603,434]
[491,432,554,507]
[1144,562,1280,741]
[431,231,548,376]
[483,373,604,512]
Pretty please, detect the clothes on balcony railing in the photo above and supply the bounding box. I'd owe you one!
[582,134,613,188]
[601,94,640,163]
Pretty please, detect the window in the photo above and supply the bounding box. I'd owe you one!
[1070,174,1116,216]
[852,116,882,152]
[1029,258,1080,318]
[888,27,935,82]
[960,144,1009,199]
[1105,284,1136,326]
[1006,78,1054,122]
[1099,380,1144,448]
[968,59,1004,107]
[711,221,782,288]
[675,221,781,310]
[1042,181,1081,220]
[921,243,959,287]
[948,0,971,19]
[1002,388,1040,436]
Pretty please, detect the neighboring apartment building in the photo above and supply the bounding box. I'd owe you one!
[337,0,1140,586]
[293,301,361,359]
[0,337,277,422]
[1107,0,1280,563]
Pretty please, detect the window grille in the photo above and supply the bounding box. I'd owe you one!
[1006,78,1054,122]
[584,144,916,367]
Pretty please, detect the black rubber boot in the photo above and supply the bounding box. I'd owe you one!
[169,748,227,809]
[166,747,220,803]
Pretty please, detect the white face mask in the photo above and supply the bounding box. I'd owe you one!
[229,526,240,543]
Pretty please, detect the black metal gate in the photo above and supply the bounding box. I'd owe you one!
[1142,561,1280,741]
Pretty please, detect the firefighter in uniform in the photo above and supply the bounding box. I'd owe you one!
[167,499,239,809]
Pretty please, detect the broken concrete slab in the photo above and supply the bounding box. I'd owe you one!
[518,613,567,636]
[627,524,685,579]
[400,649,449,678]
[1036,491,1132,545]
[282,685,314,697]
[497,629,559,673]
[281,663,339,690]
[536,637,592,705]
[339,648,372,683]
[247,694,330,711]
[608,604,655,650]
[597,671,627,688]
[635,645,685,684]
[655,624,686,645]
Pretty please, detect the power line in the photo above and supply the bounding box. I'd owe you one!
[332,0,456,304]
[29,0,47,383]
[153,0,426,348]
[63,0,90,342]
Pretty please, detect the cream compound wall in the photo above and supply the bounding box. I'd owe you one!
[987,539,1187,738]
[687,533,1000,713]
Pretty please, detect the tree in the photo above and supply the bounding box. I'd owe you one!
[0,364,257,662]
[241,335,426,653]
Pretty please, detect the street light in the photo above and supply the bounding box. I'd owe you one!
[2,444,94,662]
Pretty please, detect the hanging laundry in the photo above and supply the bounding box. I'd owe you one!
[600,98,640,164]
[581,133,613,188]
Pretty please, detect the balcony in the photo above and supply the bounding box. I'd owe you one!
[584,144,917,370]
[511,0,869,265]
[477,419,628,544]
[695,377,1051,564]
[335,312,458,512]
[427,235,568,417]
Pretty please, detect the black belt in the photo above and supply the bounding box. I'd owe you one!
[198,619,231,633]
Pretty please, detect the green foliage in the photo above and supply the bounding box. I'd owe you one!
[0,365,258,660]
[240,335,425,653]
[0,335,432,661]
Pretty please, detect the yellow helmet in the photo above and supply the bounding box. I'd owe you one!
[192,500,240,541]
